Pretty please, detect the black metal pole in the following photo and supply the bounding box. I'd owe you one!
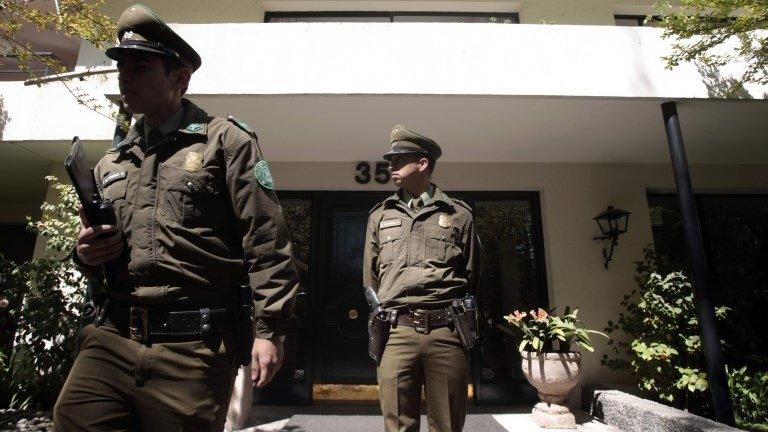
[661,101,734,425]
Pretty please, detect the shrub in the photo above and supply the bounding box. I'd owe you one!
[601,247,728,414]
[0,177,84,408]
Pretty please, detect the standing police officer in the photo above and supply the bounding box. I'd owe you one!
[54,5,299,430]
[364,125,481,432]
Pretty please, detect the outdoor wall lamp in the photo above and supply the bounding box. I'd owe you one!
[593,206,631,269]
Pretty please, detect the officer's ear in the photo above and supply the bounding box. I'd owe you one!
[172,67,192,95]
[417,157,430,174]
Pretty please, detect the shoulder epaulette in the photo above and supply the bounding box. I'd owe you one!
[226,115,258,140]
[452,198,473,212]
[369,201,385,215]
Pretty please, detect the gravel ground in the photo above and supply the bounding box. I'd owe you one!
[0,409,53,432]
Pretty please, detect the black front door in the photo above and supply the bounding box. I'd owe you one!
[314,194,388,383]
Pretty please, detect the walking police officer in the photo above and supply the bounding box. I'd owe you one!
[364,125,481,432]
[54,5,299,430]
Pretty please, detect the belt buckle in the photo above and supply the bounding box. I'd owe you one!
[412,310,429,334]
[129,306,149,342]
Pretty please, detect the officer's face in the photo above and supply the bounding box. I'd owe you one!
[389,154,427,187]
[117,52,181,116]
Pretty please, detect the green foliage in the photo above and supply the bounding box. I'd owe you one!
[0,0,115,79]
[728,366,768,426]
[0,350,33,410]
[499,306,608,353]
[655,0,768,87]
[0,177,85,408]
[601,247,726,413]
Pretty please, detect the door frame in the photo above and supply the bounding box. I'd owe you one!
[257,190,548,405]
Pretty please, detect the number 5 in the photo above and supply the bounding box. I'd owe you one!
[375,162,391,184]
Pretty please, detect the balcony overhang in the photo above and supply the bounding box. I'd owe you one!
[172,94,768,164]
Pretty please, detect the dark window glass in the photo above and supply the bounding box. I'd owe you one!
[614,15,662,27]
[647,194,768,371]
[272,198,312,383]
[0,223,36,264]
[474,199,546,383]
[266,12,519,24]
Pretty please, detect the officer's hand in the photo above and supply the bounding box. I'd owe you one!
[251,337,284,388]
[76,206,124,266]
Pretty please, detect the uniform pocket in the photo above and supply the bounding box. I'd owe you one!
[426,228,461,263]
[102,177,128,227]
[379,228,403,264]
[163,166,224,227]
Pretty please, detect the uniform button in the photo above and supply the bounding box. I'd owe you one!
[202,314,209,321]
[387,235,392,241]
[202,324,211,332]
[187,181,194,188]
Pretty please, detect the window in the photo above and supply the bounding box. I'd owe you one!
[471,196,547,387]
[614,15,662,27]
[647,194,768,371]
[266,12,519,24]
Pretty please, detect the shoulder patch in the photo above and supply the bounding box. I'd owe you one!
[226,115,258,140]
[254,160,276,190]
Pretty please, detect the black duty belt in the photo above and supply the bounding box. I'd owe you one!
[101,303,234,343]
[396,308,452,334]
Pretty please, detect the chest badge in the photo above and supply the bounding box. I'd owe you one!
[184,152,204,172]
[438,214,451,228]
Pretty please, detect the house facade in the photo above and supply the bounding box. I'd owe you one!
[1,0,767,406]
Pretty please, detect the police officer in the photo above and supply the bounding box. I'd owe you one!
[54,5,299,430]
[364,125,481,432]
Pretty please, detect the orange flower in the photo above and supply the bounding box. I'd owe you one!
[504,310,527,324]
[534,308,548,322]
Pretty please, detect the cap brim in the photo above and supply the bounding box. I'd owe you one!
[105,44,175,61]
[382,149,428,161]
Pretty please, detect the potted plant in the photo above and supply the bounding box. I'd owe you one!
[499,307,608,429]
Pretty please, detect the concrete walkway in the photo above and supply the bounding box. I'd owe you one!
[238,405,621,432]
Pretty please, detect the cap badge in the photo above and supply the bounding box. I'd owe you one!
[438,214,451,228]
[186,123,203,133]
[183,152,204,172]
[123,30,134,41]
[254,160,276,190]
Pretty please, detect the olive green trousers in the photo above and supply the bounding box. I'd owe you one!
[54,324,238,431]
[377,325,469,432]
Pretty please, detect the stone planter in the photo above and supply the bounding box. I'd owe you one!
[521,351,582,429]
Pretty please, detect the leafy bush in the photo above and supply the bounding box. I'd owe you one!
[601,247,728,414]
[728,366,768,428]
[0,177,84,408]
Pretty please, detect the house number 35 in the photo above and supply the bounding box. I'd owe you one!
[355,161,391,184]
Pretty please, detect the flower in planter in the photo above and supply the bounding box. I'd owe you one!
[498,306,608,353]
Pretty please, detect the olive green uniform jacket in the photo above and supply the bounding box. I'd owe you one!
[363,186,480,309]
[79,99,298,338]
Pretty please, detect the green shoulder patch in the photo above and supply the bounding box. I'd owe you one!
[226,115,258,139]
[254,160,276,190]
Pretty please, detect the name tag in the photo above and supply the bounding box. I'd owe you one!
[102,171,127,188]
[379,219,402,229]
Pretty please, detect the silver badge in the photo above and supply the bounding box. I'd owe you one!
[438,214,451,228]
